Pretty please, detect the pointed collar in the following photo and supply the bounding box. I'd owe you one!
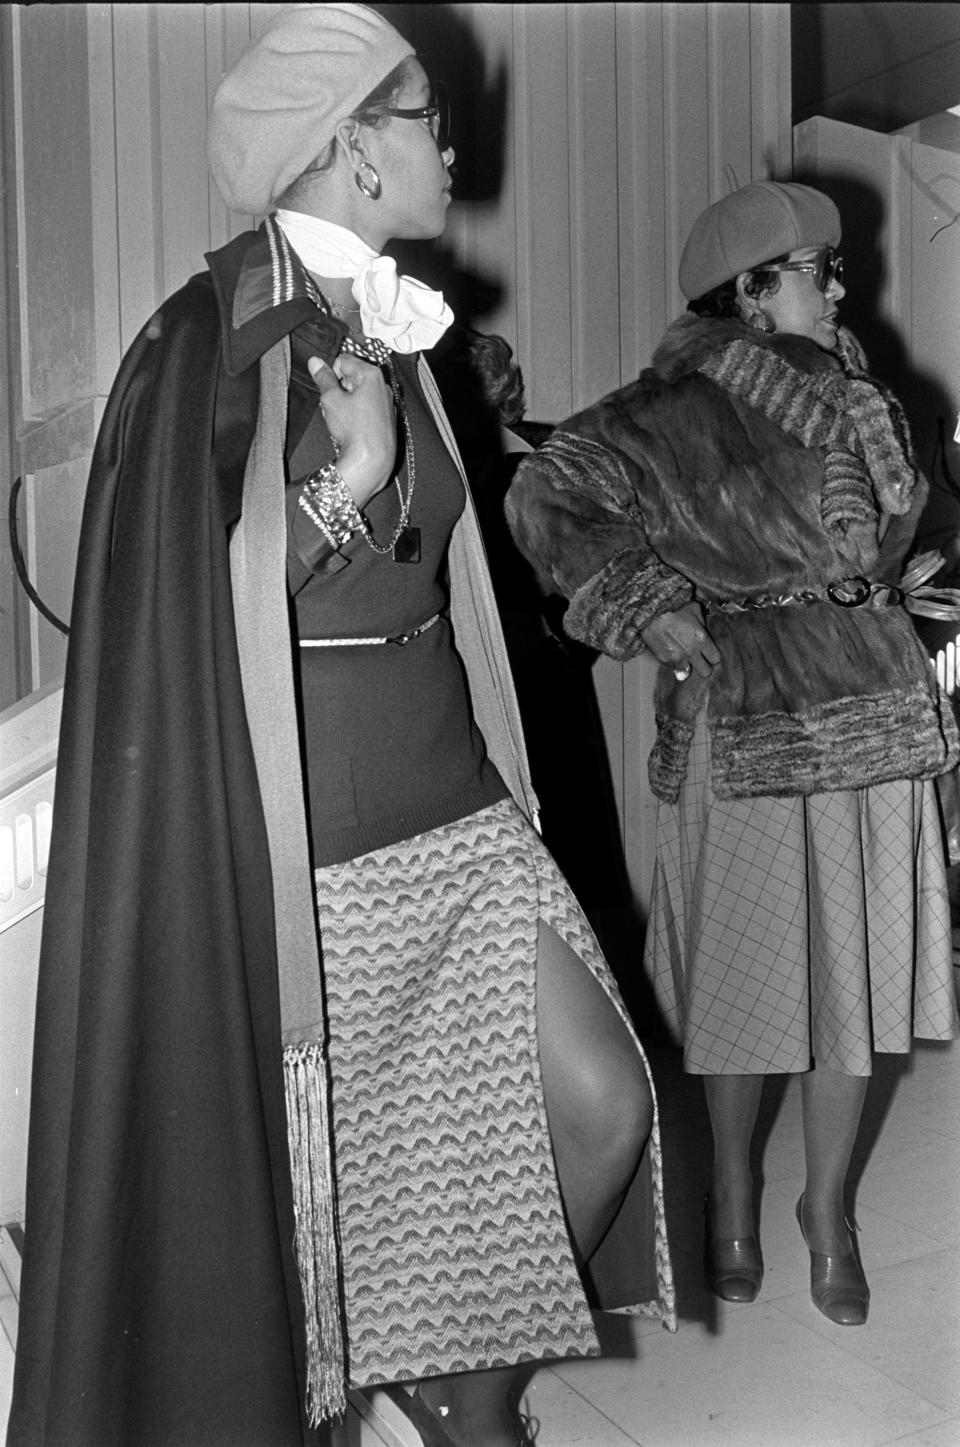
[205,214,347,377]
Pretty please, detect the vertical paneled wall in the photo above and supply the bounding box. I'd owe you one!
[3,4,97,697]
[87,3,272,377]
[2,1,790,914]
[403,2,791,910]
[0,1,791,1214]
[395,3,790,424]
[389,3,791,914]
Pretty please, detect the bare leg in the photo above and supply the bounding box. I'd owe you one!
[703,1073,764,1237]
[533,920,653,1257]
[414,921,652,1445]
[800,1066,868,1253]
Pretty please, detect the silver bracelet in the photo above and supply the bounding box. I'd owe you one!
[298,463,363,548]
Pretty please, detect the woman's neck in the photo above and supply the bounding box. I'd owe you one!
[314,276,362,323]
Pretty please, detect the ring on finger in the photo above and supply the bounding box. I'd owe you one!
[674,662,692,682]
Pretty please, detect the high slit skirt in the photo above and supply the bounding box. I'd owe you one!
[316,797,675,1388]
[645,716,959,1077]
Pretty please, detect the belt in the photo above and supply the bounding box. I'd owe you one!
[299,611,442,648]
[705,577,892,614]
[705,553,960,622]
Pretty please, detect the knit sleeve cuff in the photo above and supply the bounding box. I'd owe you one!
[820,448,877,537]
[564,547,694,660]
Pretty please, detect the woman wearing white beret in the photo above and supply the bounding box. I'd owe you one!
[7,7,674,1447]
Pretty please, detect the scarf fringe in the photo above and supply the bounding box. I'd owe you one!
[283,1041,346,1426]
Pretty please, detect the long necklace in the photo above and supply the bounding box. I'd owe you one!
[359,357,419,564]
[315,284,419,564]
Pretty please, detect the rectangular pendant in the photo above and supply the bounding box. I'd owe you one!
[393,526,421,564]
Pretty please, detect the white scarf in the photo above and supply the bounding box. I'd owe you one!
[275,210,453,354]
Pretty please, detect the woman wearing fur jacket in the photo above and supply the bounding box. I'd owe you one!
[505,181,960,1328]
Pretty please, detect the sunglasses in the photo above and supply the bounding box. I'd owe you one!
[380,81,451,152]
[759,247,844,293]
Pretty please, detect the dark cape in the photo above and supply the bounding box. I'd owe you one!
[7,236,329,1447]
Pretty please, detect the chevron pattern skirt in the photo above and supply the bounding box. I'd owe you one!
[316,797,673,1388]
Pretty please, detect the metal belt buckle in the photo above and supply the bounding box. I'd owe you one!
[827,576,872,608]
[388,612,441,646]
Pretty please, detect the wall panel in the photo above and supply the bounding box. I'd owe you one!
[204,5,260,250]
[568,3,622,411]
[455,2,520,355]
[112,4,161,355]
[615,3,667,378]
[87,3,122,402]
[751,3,792,179]
[664,2,710,290]
[710,3,751,195]
[513,3,575,420]
[156,5,212,299]
[14,6,97,423]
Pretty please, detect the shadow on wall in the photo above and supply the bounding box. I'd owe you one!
[791,165,960,622]
[375,7,664,1022]
[378,1,510,322]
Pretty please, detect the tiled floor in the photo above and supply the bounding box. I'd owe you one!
[514,1031,960,1447]
[3,1032,958,1447]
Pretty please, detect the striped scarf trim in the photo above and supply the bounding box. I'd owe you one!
[698,333,920,534]
[265,215,391,367]
[230,340,346,1424]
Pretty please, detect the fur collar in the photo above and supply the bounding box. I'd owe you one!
[649,311,847,386]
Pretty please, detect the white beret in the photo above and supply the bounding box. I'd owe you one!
[207,3,414,214]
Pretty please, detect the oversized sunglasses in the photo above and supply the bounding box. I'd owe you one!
[380,81,451,152]
[759,247,844,293]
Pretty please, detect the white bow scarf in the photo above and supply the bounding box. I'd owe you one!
[276,210,453,354]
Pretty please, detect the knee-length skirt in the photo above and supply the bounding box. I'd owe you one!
[316,797,676,1388]
[645,717,959,1077]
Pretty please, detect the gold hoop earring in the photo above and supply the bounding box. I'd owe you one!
[355,161,382,201]
[749,309,775,334]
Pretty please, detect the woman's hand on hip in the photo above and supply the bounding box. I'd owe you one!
[308,354,397,510]
[641,603,720,679]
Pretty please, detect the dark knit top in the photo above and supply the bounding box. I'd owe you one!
[291,352,506,865]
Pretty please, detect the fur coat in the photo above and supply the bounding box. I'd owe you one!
[505,313,959,801]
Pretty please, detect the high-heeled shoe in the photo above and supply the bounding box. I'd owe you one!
[796,1194,869,1326]
[383,1382,539,1446]
[703,1192,763,1302]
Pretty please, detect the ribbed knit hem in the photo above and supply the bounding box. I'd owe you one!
[310,766,509,867]
[709,685,958,800]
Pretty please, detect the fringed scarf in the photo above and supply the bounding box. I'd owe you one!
[230,339,345,1426]
[698,327,921,571]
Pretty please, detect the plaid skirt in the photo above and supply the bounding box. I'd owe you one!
[316,797,675,1387]
[646,716,959,1076]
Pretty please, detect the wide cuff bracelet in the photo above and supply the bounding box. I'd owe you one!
[298,463,364,549]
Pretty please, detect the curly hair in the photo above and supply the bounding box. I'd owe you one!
[687,254,787,319]
[462,331,527,426]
